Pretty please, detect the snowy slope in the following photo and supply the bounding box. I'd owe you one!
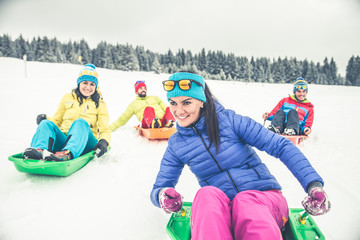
[0,58,359,240]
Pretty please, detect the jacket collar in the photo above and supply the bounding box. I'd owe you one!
[290,94,310,103]
[136,96,148,100]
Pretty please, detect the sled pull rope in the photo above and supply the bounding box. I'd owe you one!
[299,211,309,225]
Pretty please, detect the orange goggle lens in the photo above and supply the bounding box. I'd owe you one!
[163,80,176,91]
[296,85,307,90]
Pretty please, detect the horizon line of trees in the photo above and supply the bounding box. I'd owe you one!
[1,34,359,86]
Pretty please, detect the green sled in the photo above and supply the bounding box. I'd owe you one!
[166,202,325,240]
[8,151,96,177]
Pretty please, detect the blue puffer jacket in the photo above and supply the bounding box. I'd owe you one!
[150,102,323,207]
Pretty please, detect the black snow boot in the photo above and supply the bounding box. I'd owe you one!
[23,148,44,160]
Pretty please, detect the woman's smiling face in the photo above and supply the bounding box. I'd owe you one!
[79,81,96,97]
[169,96,203,127]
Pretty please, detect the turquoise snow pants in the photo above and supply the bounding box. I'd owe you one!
[30,119,98,158]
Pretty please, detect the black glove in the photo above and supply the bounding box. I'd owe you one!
[36,114,47,125]
[94,139,108,157]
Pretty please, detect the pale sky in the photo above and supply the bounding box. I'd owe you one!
[1,0,360,75]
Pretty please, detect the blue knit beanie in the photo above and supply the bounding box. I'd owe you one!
[77,63,98,87]
[166,72,206,102]
[293,77,308,94]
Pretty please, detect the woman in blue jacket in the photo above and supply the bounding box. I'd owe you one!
[150,72,330,240]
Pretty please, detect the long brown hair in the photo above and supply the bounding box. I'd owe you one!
[203,83,220,152]
[177,70,220,151]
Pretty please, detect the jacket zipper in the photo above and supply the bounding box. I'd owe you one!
[83,102,89,114]
[192,126,240,193]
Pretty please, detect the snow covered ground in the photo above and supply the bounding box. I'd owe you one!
[0,57,359,240]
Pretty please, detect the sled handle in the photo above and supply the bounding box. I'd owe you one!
[180,207,186,217]
[299,211,309,225]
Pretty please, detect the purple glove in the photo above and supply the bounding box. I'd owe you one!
[159,188,183,213]
[302,187,331,216]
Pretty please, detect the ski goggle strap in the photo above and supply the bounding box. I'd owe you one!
[162,79,204,91]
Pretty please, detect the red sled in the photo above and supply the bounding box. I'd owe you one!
[282,135,308,146]
[134,126,177,140]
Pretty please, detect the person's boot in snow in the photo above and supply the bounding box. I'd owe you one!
[45,150,73,161]
[164,120,175,128]
[267,125,280,134]
[284,128,296,135]
[151,117,161,128]
[23,148,44,160]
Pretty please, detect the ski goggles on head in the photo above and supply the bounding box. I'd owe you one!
[295,84,307,90]
[79,69,98,78]
[162,79,204,91]
[135,80,145,85]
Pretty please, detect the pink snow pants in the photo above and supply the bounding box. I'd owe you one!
[190,186,289,240]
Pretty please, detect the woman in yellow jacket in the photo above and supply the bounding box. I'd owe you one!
[23,64,111,161]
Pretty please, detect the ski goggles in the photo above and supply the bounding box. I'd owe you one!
[135,80,145,85]
[295,84,307,90]
[162,79,204,91]
[79,69,98,78]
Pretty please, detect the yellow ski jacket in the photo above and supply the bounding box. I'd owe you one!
[47,91,111,144]
[110,96,168,131]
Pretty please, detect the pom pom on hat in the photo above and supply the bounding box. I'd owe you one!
[77,63,98,87]
[166,72,206,103]
[293,77,308,94]
[134,81,147,93]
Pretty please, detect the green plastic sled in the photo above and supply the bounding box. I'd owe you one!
[166,202,325,240]
[8,150,96,177]
[283,208,325,240]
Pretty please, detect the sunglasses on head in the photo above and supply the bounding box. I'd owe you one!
[162,79,204,91]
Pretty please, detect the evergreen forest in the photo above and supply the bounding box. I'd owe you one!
[1,34,360,86]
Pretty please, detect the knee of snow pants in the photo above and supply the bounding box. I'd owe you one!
[30,120,66,152]
[160,107,175,126]
[141,107,155,128]
[63,118,98,158]
[271,110,286,133]
[191,187,289,240]
[285,109,300,134]
[191,186,233,240]
[232,190,289,240]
